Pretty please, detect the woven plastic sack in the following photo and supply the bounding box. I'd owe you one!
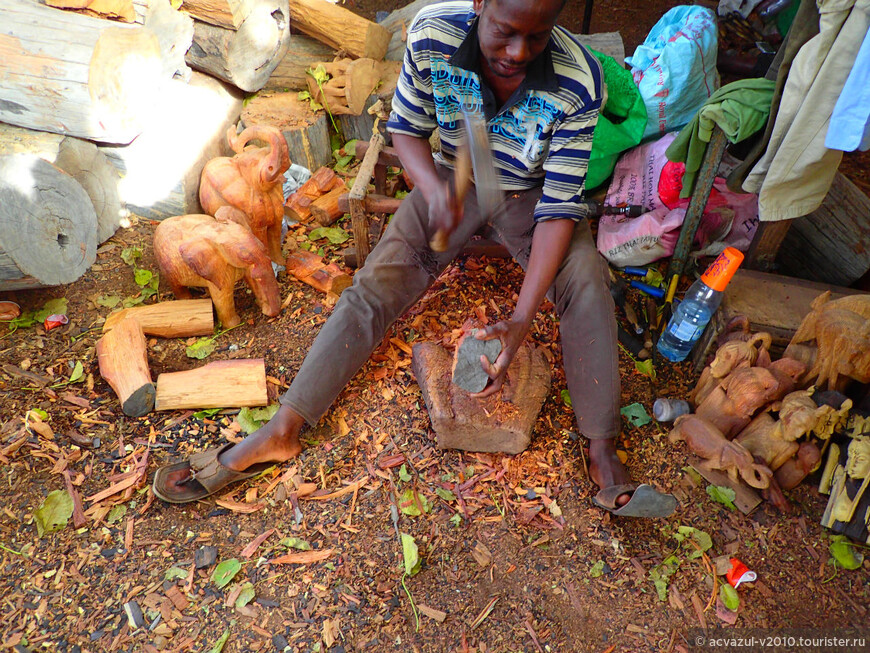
[626,6,720,140]
[585,50,648,191]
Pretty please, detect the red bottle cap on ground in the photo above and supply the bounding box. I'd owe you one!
[726,557,757,588]
[700,247,744,292]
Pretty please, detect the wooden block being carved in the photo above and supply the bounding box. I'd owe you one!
[285,250,352,296]
[309,187,348,226]
[411,341,551,455]
[285,166,346,222]
[103,299,215,338]
[155,359,268,410]
[96,316,155,417]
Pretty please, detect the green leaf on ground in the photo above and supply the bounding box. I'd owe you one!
[308,227,350,244]
[106,505,127,524]
[280,537,312,551]
[398,489,430,516]
[401,533,421,577]
[208,628,231,653]
[449,513,463,527]
[96,295,121,308]
[235,582,255,608]
[211,559,242,589]
[297,90,323,112]
[829,536,864,570]
[634,358,656,381]
[164,566,188,581]
[34,490,73,537]
[620,402,651,427]
[193,408,222,420]
[398,465,412,482]
[560,389,572,408]
[185,337,216,360]
[706,485,737,511]
[236,404,280,434]
[589,560,605,578]
[720,583,740,611]
[675,525,713,558]
[34,298,68,323]
[133,268,153,287]
[645,268,664,288]
[435,488,456,502]
[68,361,84,384]
[121,247,142,266]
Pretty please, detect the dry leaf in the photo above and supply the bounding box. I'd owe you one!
[471,541,492,568]
[269,549,333,565]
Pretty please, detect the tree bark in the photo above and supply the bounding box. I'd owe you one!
[1,0,187,144]
[241,92,331,171]
[96,316,155,417]
[0,124,125,244]
[286,0,391,60]
[155,359,268,410]
[186,0,291,92]
[263,33,335,91]
[103,299,215,338]
[0,155,97,290]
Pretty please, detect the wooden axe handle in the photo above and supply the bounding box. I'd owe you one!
[430,145,472,252]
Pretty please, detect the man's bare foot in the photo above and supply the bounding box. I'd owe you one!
[588,438,632,507]
[163,405,304,488]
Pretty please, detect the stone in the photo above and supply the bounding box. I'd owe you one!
[411,341,551,454]
[194,545,218,569]
[451,330,502,393]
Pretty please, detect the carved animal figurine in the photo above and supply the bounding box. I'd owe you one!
[669,414,772,489]
[696,366,780,439]
[153,212,281,328]
[774,441,822,491]
[199,125,290,265]
[734,390,818,471]
[765,357,807,401]
[786,292,870,391]
[691,332,772,406]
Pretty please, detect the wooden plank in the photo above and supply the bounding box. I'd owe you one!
[689,456,761,514]
[775,172,870,286]
[155,359,267,410]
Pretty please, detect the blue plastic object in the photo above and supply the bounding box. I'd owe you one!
[623,266,649,277]
[629,280,665,299]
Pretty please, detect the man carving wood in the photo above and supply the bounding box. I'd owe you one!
[153,0,676,517]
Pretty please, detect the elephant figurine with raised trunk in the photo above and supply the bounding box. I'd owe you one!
[199,124,290,265]
[153,210,281,328]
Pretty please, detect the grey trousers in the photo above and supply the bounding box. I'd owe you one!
[280,168,621,440]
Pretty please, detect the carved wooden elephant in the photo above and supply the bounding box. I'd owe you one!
[199,124,290,265]
[153,212,281,328]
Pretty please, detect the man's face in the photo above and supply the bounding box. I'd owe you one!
[473,0,563,80]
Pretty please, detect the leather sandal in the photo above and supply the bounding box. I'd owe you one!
[592,483,678,518]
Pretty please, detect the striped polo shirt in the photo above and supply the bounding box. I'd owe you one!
[387,0,604,223]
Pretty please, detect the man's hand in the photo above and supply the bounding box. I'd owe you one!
[427,178,464,243]
[470,319,528,398]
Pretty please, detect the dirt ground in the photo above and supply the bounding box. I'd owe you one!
[2,1,869,652]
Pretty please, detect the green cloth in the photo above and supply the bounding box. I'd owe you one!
[666,78,776,198]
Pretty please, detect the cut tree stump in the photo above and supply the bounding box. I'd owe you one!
[186,0,291,92]
[264,33,335,91]
[0,124,125,244]
[99,72,244,220]
[103,299,215,338]
[287,0,391,60]
[1,0,187,144]
[155,359,268,410]
[96,316,155,417]
[241,92,331,171]
[411,341,551,454]
[0,155,97,290]
[285,250,352,295]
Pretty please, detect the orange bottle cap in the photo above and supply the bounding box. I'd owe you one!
[700,247,744,292]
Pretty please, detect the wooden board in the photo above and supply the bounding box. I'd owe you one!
[775,172,870,287]
[689,456,762,514]
[155,359,268,410]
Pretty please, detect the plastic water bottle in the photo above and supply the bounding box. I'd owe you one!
[657,247,744,362]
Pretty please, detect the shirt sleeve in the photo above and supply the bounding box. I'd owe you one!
[386,23,438,139]
[533,96,602,223]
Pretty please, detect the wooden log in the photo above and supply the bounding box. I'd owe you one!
[285,249,352,295]
[155,359,267,410]
[380,0,440,61]
[309,187,347,226]
[263,33,335,92]
[0,155,97,290]
[103,299,215,338]
[1,0,185,144]
[99,72,244,220]
[774,172,870,286]
[241,92,331,171]
[46,0,136,22]
[179,0,256,29]
[96,316,155,417]
[0,124,125,244]
[348,132,385,267]
[287,0,391,60]
[337,192,401,215]
[186,0,291,92]
[285,166,345,222]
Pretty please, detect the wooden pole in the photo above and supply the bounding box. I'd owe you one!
[348,132,385,268]
[103,299,215,338]
[96,316,155,417]
[0,155,97,291]
[155,359,268,410]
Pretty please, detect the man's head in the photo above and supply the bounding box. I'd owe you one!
[473,0,566,80]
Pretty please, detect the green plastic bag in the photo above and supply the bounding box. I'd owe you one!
[586,50,648,191]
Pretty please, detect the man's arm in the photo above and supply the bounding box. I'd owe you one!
[392,133,458,236]
[474,218,575,397]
